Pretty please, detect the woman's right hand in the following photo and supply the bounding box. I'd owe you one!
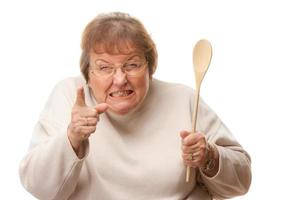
[67,87,108,156]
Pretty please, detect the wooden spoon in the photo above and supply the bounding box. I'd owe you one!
[186,39,212,182]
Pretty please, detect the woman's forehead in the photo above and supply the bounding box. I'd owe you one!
[89,46,144,63]
[92,41,140,55]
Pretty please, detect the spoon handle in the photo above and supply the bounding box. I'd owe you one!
[186,86,200,182]
[191,86,200,133]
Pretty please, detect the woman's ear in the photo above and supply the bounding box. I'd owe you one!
[149,73,152,80]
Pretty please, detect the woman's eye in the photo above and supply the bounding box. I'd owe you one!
[125,63,139,69]
[99,65,113,72]
[99,65,108,69]
[129,63,138,67]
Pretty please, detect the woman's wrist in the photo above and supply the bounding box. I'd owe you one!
[67,127,86,158]
[200,143,219,177]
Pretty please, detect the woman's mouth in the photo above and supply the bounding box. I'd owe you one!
[109,90,134,97]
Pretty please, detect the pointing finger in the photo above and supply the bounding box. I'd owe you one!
[75,87,86,107]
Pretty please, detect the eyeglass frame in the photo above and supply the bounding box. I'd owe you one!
[89,58,148,78]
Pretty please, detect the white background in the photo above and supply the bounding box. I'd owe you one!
[1,0,299,199]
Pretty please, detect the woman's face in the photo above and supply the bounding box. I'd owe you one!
[88,48,150,115]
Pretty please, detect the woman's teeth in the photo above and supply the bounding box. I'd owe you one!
[110,90,132,97]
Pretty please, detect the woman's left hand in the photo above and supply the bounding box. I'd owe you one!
[180,130,207,168]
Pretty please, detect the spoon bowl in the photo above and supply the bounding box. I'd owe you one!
[193,39,212,86]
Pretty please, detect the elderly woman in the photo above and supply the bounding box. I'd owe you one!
[19,12,251,200]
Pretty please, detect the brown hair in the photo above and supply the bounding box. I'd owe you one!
[80,12,157,81]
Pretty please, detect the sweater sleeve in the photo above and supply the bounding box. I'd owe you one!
[196,99,252,199]
[19,78,89,200]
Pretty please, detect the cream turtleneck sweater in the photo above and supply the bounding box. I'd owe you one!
[19,76,251,200]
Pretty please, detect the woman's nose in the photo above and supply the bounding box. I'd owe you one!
[112,68,127,86]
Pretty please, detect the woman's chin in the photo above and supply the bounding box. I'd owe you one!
[108,104,135,115]
[110,109,130,115]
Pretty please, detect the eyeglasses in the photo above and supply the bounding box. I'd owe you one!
[90,60,148,78]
